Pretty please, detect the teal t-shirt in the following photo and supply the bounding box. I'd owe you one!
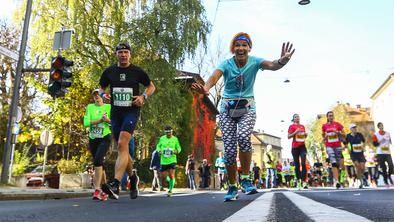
[156,135,181,165]
[216,56,264,112]
[83,104,111,139]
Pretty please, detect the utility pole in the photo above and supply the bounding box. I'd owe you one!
[1,0,33,183]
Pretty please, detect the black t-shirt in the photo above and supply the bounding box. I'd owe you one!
[99,64,151,113]
[346,132,365,153]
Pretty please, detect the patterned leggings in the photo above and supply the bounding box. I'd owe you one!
[219,111,256,165]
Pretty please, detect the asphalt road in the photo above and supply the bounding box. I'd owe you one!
[0,188,393,222]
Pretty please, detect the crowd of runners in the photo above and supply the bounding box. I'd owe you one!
[83,32,392,203]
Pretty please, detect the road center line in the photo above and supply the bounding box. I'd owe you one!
[223,192,273,222]
[283,192,372,222]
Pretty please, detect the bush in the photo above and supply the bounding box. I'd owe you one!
[12,150,31,176]
[57,158,83,174]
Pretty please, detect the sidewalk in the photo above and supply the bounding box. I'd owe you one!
[0,186,95,201]
[0,186,206,201]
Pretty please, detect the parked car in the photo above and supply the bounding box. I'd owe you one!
[25,165,60,188]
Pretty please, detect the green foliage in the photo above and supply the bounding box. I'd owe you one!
[10,0,211,166]
[57,158,83,174]
[12,150,30,176]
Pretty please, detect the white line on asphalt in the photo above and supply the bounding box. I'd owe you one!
[139,191,208,197]
[283,192,372,222]
[223,192,273,222]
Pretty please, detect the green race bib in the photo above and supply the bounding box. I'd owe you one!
[90,123,104,138]
[163,148,173,158]
[113,87,133,107]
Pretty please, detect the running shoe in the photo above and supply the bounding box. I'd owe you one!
[100,192,108,201]
[303,182,308,189]
[240,178,258,195]
[297,180,302,190]
[129,174,138,199]
[167,191,173,197]
[335,182,341,189]
[92,189,101,200]
[102,181,120,200]
[224,185,239,202]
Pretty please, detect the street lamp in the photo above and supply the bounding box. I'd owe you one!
[298,0,310,5]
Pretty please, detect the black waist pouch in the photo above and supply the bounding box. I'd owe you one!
[226,99,250,118]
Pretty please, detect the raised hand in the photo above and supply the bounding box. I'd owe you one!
[279,42,295,65]
[191,83,209,95]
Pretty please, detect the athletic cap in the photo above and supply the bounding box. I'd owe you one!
[115,43,131,51]
[92,89,100,95]
[349,123,357,129]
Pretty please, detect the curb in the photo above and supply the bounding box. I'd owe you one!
[0,191,93,201]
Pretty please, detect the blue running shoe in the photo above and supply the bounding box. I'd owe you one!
[240,178,258,195]
[224,185,239,202]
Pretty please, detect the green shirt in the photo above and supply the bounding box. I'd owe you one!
[156,135,181,165]
[83,104,111,139]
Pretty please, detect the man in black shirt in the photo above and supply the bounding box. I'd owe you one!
[100,43,155,199]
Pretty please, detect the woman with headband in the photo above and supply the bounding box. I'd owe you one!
[288,114,308,189]
[192,32,295,201]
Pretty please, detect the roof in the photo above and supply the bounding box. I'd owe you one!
[371,73,394,100]
[177,70,219,115]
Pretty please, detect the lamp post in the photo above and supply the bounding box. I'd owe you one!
[298,0,311,5]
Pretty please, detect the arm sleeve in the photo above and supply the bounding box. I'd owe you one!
[360,133,365,143]
[99,69,110,89]
[83,105,91,127]
[175,138,181,153]
[138,68,151,87]
[216,60,227,73]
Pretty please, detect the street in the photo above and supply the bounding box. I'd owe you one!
[1,188,393,222]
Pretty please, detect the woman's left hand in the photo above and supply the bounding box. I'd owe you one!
[279,42,295,64]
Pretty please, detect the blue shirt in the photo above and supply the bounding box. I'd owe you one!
[217,56,265,112]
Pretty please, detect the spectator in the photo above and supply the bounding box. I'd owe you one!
[199,159,211,188]
[150,149,163,191]
[185,154,197,190]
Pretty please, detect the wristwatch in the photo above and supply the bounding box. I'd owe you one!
[143,92,148,100]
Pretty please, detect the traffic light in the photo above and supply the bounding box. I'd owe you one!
[48,56,73,98]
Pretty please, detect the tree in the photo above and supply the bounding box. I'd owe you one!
[13,0,211,163]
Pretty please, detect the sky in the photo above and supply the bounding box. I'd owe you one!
[1,0,394,158]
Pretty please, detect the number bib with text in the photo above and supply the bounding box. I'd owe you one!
[352,144,363,152]
[381,146,390,152]
[113,87,133,107]
[163,148,173,158]
[90,123,104,138]
[327,132,339,143]
[295,133,306,142]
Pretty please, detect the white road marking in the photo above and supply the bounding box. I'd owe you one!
[223,192,273,222]
[283,191,372,222]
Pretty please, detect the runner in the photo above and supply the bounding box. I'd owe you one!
[156,126,182,197]
[83,89,111,201]
[372,122,393,187]
[265,144,277,189]
[282,161,291,188]
[192,32,295,201]
[365,146,377,188]
[215,152,227,190]
[342,147,355,187]
[100,43,156,200]
[288,114,308,189]
[322,111,345,189]
[345,123,366,188]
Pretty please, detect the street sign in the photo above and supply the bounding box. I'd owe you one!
[0,45,18,61]
[40,130,53,147]
[16,106,22,123]
[53,30,74,50]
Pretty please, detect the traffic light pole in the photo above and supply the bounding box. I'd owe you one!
[1,0,33,183]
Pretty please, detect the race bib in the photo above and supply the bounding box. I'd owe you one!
[113,87,133,107]
[295,132,306,142]
[381,146,390,152]
[90,123,104,138]
[352,144,363,152]
[327,132,339,143]
[163,148,173,158]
